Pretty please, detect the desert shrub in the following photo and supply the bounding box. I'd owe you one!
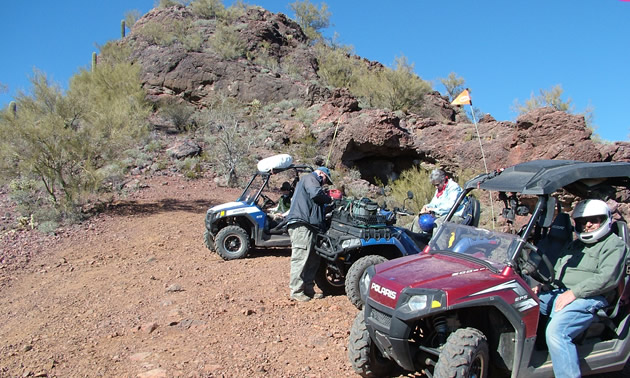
[357,56,431,113]
[316,45,431,113]
[388,166,434,213]
[289,0,330,43]
[157,0,188,9]
[137,19,202,51]
[294,106,317,126]
[0,43,150,220]
[439,72,466,102]
[138,19,176,45]
[144,138,164,153]
[197,97,257,186]
[124,10,142,29]
[159,98,195,131]
[190,0,225,19]
[176,157,203,179]
[512,84,572,114]
[210,23,246,60]
[315,43,360,90]
[294,133,318,163]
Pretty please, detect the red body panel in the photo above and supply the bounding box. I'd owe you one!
[369,253,540,338]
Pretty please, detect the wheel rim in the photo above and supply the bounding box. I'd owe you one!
[469,354,484,378]
[326,267,345,287]
[224,235,242,253]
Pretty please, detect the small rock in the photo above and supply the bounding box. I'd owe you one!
[137,368,167,378]
[129,352,152,361]
[140,322,158,334]
[165,284,183,292]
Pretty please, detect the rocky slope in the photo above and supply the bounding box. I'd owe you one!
[124,4,629,184]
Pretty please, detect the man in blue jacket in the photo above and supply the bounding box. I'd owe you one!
[286,167,333,302]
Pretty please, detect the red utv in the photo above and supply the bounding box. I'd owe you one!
[349,160,630,377]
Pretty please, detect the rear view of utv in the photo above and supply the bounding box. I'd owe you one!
[314,194,436,309]
[204,154,312,260]
[349,160,630,377]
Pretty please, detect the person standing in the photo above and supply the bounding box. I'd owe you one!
[536,199,625,378]
[286,167,333,302]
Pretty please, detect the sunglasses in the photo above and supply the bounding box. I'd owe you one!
[574,215,605,226]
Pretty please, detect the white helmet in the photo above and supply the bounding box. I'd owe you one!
[571,199,612,244]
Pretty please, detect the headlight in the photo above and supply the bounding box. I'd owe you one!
[407,295,428,312]
[341,238,361,249]
[359,269,373,301]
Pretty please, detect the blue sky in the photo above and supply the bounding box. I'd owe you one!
[2,1,628,142]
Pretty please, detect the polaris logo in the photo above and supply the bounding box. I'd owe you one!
[371,282,397,300]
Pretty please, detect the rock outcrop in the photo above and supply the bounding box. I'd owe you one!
[125,4,630,183]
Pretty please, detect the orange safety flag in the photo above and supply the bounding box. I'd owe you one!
[451,89,472,106]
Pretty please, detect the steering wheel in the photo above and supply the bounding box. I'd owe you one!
[520,242,555,284]
[260,193,276,209]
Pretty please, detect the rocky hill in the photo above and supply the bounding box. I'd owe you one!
[124,4,629,184]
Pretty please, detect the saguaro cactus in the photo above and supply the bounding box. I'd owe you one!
[9,101,16,117]
[121,20,126,38]
[92,52,97,72]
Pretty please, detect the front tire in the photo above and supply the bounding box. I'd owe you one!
[434,327,489,378]
[348,309,395,377]
[203,229,215,251]
[314,263,346,296]
[215,225,250,260]
[346,255,388,310]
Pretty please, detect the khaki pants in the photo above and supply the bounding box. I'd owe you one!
[288,224,320,296]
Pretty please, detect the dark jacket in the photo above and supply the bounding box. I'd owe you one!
[287,172,332,231]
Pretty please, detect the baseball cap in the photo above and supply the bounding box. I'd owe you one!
[317,166,333,184]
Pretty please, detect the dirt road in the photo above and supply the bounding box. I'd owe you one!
[0,175,359,377]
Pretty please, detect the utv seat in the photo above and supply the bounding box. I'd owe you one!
[461,196,481,227]
[535,212,573,278]
[597,221,630,320]
[580,221,630,340]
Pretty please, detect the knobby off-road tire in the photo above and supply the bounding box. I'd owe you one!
[434,327,489,378]
[314,263,346,296]
[203,229,215,251]
[346,255,388,310]
[348,309,395,377]
[215,225,250,260]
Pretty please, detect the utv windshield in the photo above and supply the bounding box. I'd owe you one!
[429,222,523,269]
[239,174,267,204]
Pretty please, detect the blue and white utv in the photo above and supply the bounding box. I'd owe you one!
[204,154,312,260]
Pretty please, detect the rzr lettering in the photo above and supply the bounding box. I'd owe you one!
[371,282,397,300]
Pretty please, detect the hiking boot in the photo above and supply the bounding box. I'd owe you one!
[306,292,324,299]
[290,292,312,302]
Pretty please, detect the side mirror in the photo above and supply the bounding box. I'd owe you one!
[407,191,414,200]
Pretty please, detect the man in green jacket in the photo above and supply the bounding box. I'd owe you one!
[537,199,626,378]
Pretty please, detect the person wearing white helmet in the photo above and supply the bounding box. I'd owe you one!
[536,199,626,378]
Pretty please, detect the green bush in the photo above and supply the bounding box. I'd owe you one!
[388,166,434,213]
[159,98,195,131]
[315,45,432,113]
[176,157,203,179]
[356,56,431,113]
[190,0,226,19]
[210,23,246,60]
[289,0,330,43]
[137,19,203,51]
[197,96,257,187]
[0,43,150,220]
